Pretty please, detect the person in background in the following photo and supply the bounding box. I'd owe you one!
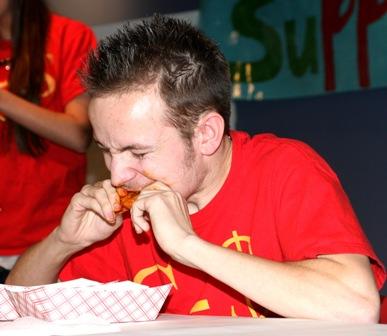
[7,15,386,322]
[0,0,96,282]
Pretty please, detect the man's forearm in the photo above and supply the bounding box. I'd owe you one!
[179,236,380,322]
[6,228,78,286]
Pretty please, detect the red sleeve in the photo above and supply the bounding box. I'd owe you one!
[57,19,96,105]
[274,142,386,289]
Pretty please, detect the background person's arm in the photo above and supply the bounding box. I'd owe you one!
[0,90,91,152]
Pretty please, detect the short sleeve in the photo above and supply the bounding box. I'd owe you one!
[56,19,96,105]
[274,142,386,289]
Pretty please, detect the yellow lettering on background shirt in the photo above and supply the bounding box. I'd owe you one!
[0,53,56,97]
[41,73,55,98]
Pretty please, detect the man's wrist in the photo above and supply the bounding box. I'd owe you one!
[176,234,208,270]
[51,227,85,259]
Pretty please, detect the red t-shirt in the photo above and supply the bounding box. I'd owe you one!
[60,131,386,317]
[0,14,96,255]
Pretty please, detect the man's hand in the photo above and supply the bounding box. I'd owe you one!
[130,181,197,266]
[129,183,380,322]
[6,179,123,286]
[56,179,123,250]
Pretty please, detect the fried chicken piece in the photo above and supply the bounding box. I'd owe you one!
[116,187,140,213]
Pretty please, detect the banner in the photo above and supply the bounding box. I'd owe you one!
[199,0,387,100]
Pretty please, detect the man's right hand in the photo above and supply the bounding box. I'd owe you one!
[56,179,123,250]
[6,179,122,286]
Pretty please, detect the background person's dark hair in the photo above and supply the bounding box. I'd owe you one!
[83,14,231,140]
[4,0,50,156]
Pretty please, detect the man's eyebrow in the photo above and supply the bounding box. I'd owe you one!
[94,139,152,152]
[121,144,152,151]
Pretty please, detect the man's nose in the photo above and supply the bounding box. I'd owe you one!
[109,155,138,187]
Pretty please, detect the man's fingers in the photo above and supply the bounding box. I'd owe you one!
[73,189,116,223]
[130,201,150,233]
[101,179,118,209]
[75,186,116,223]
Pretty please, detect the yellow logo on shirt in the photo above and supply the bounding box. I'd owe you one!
[133,230,263,317]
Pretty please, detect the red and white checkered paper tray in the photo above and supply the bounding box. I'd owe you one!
[0,278,172,322]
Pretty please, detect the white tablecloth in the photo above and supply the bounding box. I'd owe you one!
[1,314,386,336]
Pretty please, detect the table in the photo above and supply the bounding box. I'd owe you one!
[78,314,387,336]
[1,314,386,335]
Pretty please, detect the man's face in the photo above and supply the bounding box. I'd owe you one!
[89,87,203,199]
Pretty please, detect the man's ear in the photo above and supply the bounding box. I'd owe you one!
[195,111,225,155]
